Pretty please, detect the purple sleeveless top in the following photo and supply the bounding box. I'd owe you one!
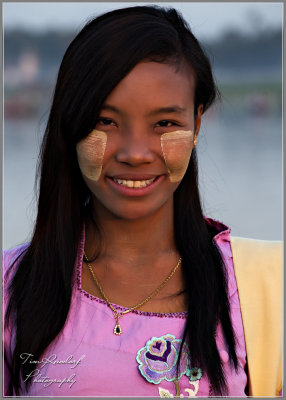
[3,219,247,396]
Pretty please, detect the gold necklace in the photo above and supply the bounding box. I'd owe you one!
[83,252,182,335]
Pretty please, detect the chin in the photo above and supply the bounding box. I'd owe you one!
[92,195,171,222]
[91,188,175,222]
[105,205,159,221]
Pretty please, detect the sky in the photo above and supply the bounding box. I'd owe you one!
[3,2,283,40]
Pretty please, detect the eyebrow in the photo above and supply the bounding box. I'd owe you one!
[148,106,187,116]
[101,104,122,114]
[101,104,187,116]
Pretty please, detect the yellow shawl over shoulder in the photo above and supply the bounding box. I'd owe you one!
[230,236,283,397]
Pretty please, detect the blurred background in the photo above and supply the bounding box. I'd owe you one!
[3,2,283,249]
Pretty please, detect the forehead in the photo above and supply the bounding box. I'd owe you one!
[103,61,196,113]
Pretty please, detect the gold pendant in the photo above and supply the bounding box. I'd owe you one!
[114,323,122,335]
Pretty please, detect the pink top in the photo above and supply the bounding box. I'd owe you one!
[3,219,247,397]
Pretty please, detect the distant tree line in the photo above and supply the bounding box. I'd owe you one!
[4,27,282,72]
[204,28,282,70]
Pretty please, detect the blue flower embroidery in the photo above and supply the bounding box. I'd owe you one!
[187,367,203,381]
[136,334,204,397]
[136,334,190,384]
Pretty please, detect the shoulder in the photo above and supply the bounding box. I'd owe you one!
[3,243,30,282]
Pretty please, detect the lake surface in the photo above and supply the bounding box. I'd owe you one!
[3,109,282,250]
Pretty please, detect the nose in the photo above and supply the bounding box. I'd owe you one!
[116,132,155,166]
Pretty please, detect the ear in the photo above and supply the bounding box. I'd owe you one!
[194,104,203,147]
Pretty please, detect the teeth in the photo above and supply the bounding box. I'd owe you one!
[113,178,156,188]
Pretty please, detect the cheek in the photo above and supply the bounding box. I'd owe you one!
[161,130,194,182]
[76,130,107,182]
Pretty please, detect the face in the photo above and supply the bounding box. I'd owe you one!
[76,61,203,220]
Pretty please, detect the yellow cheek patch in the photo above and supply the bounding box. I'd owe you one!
[76,129,107,182]
[161,130,194,182]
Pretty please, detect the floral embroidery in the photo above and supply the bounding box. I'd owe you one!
[187,367,202,381]
[136,334,188,384]
[136,334,203,397]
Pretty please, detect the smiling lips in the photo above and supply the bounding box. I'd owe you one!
[112,177,157,188]
[108,175,163,196]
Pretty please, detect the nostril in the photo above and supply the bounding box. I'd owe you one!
[116,146,154,165]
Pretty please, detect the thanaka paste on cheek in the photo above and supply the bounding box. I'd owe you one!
[76,129,107,182]
[161,130,194,182]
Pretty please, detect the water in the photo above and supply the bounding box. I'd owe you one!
[198,107,282,240]
[3,111,282,250]
[4,119,43,249]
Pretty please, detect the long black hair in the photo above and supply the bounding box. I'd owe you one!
[5,5,238,395]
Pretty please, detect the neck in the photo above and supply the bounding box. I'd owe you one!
[85,198,177,265]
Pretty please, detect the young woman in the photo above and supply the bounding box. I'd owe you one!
[4,5,282,397]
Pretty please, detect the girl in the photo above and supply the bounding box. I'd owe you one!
[4,5,282,397]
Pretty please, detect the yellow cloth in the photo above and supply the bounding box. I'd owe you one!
[230,236,283,397]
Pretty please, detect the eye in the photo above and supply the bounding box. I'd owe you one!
[96,117,117,127]
[156,120,177,128]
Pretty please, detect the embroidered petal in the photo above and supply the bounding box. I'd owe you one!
[159,387,174,397]
[136,334,189,384]
[184,380,200,397]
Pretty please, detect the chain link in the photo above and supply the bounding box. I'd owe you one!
[83,252,182,320]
